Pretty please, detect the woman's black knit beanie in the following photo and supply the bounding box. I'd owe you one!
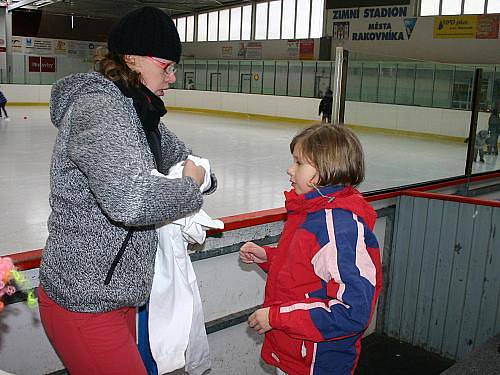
[108,6,182,63]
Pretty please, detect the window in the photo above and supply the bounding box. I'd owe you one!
[296,0,311,39]
[230,7,242,40]
[441,0,462,15]
[487,0,500,13]
[177,17,186,42]
[208,11,218,41]
[186,16,194,42]
[420,0,440,16]
[198,13,207,41]
[268,1,281,39]
[219,9,230,40]
[419,0,497,15]
[464,0,485,14]
[255,2,268,40]
[242,5,252,40]
[282,0,295,38]
[310,0,324,38]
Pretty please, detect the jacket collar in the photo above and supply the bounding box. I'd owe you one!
[284,185,377,229]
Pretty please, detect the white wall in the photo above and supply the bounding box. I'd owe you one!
[182,38,321,60]
[2,84,489,139]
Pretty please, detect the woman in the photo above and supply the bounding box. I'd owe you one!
[38,7,214,374]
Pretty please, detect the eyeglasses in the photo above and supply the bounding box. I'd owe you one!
[147,56,177,75]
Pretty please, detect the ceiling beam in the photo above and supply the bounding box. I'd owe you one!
[8,0,38,12]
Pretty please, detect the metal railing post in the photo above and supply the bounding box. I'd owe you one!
[332,46,349,125]
[464,68,483,177]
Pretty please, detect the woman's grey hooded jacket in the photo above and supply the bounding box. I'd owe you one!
[40,72,205,313]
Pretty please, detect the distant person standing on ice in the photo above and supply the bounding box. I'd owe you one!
[0,89,9,119]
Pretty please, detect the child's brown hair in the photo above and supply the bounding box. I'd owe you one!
[290,124,365,187]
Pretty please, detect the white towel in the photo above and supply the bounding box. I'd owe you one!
[149,157,223,375]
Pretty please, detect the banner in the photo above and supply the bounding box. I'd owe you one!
[28,56,40,72]
[221,45,233,58]
[28,56,56,72]
[54,40,68,55]
[287,40,299,59]
[41,57,56,72]
[476,14,499,39]
[331,6,417,41]
[433,15,477,38]
[299,39,314,60]
[11,37,22,52]
[245,42,262,59]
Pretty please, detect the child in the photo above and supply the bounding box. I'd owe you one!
[0,89,8,119]
[240,124,382,375]
[318,88,333,123]
[474,129,489,162]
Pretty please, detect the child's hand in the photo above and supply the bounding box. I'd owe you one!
[248,307,271,334]
[239,242,267,264]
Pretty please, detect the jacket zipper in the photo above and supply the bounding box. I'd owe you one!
[104,228,134,285]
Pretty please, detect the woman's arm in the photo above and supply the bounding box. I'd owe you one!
[67,95,203,226]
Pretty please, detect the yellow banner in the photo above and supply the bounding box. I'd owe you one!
[433,15,478,38]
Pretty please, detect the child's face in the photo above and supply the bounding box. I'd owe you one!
[287,146,319,195]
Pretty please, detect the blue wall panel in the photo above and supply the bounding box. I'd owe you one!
[382,196,499,360]
[413,199,443,349]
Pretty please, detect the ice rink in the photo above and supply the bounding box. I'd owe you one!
[1,106,499,255]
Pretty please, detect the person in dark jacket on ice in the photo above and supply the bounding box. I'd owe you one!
[318,88,333,123]
[0,89,9,119]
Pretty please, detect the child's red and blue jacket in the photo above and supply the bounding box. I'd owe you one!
[259,185,382,375]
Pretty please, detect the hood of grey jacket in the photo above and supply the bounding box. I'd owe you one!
[50,72,122,128]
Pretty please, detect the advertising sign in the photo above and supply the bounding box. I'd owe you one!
[28,56,40,72]
[476,14,499,39]
[287,40,299,58]
[245,42,262,59]
[433,16,478,38]
[28,56,56,72]
[41,57,56,72]
[299,39,314,60]
[221,45,233,58]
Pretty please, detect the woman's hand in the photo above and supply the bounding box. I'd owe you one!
[182,159,205,187]
[239,242,268,264]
